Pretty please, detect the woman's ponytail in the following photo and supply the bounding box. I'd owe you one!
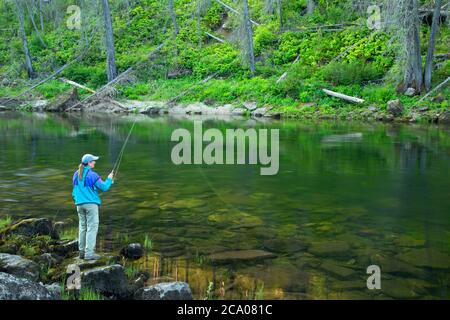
[78,163,84,180]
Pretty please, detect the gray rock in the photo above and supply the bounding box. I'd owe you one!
[404,87,416,97]
[38,253,61,269]
[0,105,9,112]
[52,239,78,256]
[438,110,450,124]
[0,272,58,300]
[243,101,258,111]
[252,107,268,117]
[387,100,403,116]
[81,264,128,298]
[2,218,59,239]
[231,107,247,116]
[0,253,40,281]
[31,100,49,111]
[134,282,193,300]
[368,106,377,113]
[120,243,144,260]
[44,282,62,300]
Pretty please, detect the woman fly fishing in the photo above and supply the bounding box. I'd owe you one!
[72,154,114,260]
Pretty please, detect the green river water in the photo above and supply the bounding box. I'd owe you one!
[0,111,449,299]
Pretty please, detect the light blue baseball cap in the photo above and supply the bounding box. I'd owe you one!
[81,154,99,165]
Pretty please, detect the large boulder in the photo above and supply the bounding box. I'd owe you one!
[120,243,144,260]
[0,253,40,281]
[1,218,59,239]
[81,264,128,298]
[387,99,403,116]
[134,282,193,300]
[46,88,79,112]
[0,272,58,300]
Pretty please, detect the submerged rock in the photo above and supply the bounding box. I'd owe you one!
[0,253,40,281]
[396,248,450,269]
[0,272,58,300]
[381,278,433,299]
[81,264,128,298]
[262,239,307,254]
[1,218,59,239]
[120,243,144,260]
[134,282,193,300]
[208,250,276,264]
[308,241,351,257]
[319,260,356,279]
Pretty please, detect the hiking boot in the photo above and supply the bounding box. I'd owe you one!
[79,251,85,259]
[84,253,101,260]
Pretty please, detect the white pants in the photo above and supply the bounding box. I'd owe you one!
[77,204,99,256]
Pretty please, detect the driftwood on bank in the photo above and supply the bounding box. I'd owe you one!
[2,25,99,105]
[58,78,96,93]
[322,89,365,104]
[66,41,166,111]
[205,32,225,43]
[418,76,450,102]
[276,54,300,84]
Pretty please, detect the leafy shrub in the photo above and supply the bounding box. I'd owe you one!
[322,61,383,85]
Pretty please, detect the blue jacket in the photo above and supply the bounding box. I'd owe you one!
[72,166,112,206]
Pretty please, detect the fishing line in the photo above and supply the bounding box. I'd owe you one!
[111,118,137,179]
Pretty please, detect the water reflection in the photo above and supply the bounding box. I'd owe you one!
[0,111,449,299]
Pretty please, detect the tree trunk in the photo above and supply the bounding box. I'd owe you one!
[403,0,423,93]
[243,0,255,76]
[277,0,283,29]
[424,0,442,92]
[307,0,315,15]
[14,0,35,79]
[168,0,179,37]
[39,0,44,32]
[101,0,117,82]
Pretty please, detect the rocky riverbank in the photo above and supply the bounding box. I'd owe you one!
[0,217,192,300]
[0,89,449,124]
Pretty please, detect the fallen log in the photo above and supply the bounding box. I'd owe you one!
[322,89,365,104]
[276,54,300,84]
[205,32,225,43]
[419,76,450,102]
[58,78,96,93]
[66,41,166,111]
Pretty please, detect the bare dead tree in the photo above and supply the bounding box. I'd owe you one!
[14,0,35,79]
[39,0,44,32]
[307,0,315,15]
[168,0,179,37]
[278,0,283,28]
[101,0,118,81]
[242,0,255,76]
[386,0,423,93]
[424,0,443,92]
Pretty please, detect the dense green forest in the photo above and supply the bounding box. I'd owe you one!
[0,0,449,119]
